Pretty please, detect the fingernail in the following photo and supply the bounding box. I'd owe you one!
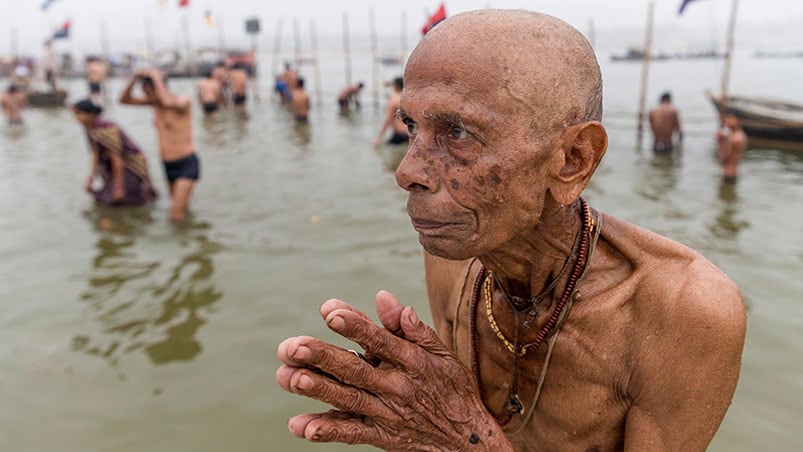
[292,345,311,360]
[327,314,345,330]
[297,373,313,390]
[407,308,420,325]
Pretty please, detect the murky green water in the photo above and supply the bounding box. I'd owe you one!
[1,52,801,451]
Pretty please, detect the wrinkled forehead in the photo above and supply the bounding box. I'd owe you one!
[404,34,571,134]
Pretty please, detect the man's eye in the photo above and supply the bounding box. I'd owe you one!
[450,124,469,140]
[406,121,419,135]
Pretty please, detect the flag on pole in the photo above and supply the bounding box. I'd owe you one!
[52,20,71,39]
[178,0,189,7]
[40,0,58,11]
[678,0,703,15]
[421,3,446,36]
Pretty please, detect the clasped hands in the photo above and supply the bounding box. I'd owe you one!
[276,290,511,451]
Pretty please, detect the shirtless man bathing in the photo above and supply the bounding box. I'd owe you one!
[648,92,683,153]
[277,10,745,451]
[120,69,200,222]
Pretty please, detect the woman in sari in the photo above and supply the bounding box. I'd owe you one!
[72,99,157,206]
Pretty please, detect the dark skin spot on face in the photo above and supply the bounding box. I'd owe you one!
[459,158,469,166]
[449,179,460,190]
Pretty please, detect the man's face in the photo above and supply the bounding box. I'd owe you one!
[723,114,740,129]
[395,48,559,260]
[72,108,93,128]
[142,82,155,101]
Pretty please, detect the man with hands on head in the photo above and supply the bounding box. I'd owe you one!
[120,68,200,222]
[278,10,746,451]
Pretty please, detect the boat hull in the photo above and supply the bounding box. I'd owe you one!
[27,90,68,108]
[708,94,803,151]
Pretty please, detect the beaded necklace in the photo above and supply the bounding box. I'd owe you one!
[469,198,598,426]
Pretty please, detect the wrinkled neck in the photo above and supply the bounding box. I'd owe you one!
[479,198,583,304]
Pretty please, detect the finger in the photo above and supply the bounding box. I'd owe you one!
[399,306,452,356]
[325,307,419,369]
[283,367,397,419]
[287,411,361,438]
[375,290,405,335]
[292,410,397,447]
[279,336,403,395]
[277,335,319,367]
[319,298,372,323]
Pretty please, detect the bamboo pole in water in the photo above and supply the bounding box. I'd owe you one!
[369,7,380,109]
[271,18,283,80]
[720,0,740,109]
[250,31,261,102]
[217,16,226,61]
[401,11,408,64]
[100,22,110,61]
[182,11,195,76]
[636,0,655,150]
[293,18,301,68]
[11,26,18,61]
[144,17,156,60]
[309,18,323,107]
[342,12,352,86]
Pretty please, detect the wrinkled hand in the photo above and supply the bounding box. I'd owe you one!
[276,291,511,451]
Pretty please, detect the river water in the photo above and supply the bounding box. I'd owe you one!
[1,49,801,451]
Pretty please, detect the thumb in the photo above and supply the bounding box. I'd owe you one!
[375,290,405,335]
[400,306,451,355]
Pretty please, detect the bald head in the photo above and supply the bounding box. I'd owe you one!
[406,9,602,135]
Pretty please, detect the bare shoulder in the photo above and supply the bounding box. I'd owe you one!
[601,213,744,327]
[600,213,746,446]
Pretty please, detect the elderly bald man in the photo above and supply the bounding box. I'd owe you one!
[277,10,745,451]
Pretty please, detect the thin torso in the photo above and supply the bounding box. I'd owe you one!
[153,106,194,161]
[198,79,221,104]
[230,70,248,95]
[428,213,715,451]
[649,106,678,147]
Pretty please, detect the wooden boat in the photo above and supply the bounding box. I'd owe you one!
[708,92,803,151]
[27,89,68,108]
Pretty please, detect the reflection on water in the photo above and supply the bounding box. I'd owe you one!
[290,120,312,149]
[634,150,682,201]
[709,181,750,241]
[2,123,29,141]
[200,110,251,151]
[74,206,223,367]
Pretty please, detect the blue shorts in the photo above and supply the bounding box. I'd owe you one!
[163,153,200,183]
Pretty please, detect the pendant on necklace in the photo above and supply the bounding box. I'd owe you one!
[504,394,525,415]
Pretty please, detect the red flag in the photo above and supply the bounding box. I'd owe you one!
[52,20,71,39]
[178,0,189,7]
[421,3,446,35]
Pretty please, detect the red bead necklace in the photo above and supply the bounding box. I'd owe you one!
[469,198,595,426]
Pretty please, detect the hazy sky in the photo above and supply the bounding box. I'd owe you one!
[1,0,800,55]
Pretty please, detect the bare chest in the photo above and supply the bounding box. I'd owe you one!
[451,289,632,451]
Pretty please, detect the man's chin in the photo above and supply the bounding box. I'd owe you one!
[419,235,475,261]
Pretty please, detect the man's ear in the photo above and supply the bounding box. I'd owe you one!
[547,121,608,205]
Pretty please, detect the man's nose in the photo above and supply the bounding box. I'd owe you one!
[395,137,436,193]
